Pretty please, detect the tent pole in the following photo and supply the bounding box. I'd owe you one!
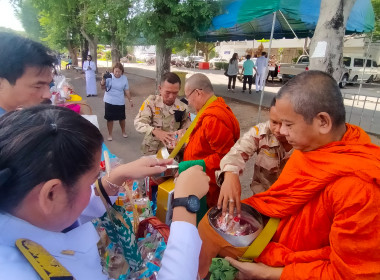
[257,11,276,123]
[279,10,309,56]
[357,32,373,101]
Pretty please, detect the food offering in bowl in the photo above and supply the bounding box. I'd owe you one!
[208,203,263,247]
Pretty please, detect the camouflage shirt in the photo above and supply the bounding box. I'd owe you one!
[134,95,190,155]
[216,121,293,194]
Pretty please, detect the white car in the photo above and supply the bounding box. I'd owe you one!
[209,57,228,68]
[238,57,257,70]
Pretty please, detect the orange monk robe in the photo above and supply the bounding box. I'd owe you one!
[184,97,240,207]
[242,124,380,279]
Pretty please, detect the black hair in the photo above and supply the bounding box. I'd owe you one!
[276,70,345,127]
[230,53,238,64]
[0,105,103,213]
[0,32,56,85]
[161,72,181,86]
[246,55,251,60]
[87,55,92,60]
[262,52,267,56]
[270,97,276,107]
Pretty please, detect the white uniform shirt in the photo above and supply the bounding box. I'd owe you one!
[255,56,268,73]
[0,193,202,279]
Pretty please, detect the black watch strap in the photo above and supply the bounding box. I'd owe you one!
[172,197,188,208]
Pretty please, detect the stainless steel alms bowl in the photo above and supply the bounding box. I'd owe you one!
[208,203,263,247]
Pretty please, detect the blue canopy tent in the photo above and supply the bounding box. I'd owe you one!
[198,0,375,121]
[199,0,375,42]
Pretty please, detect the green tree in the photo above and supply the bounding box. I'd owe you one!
[372,0,380,41]
[14,0,42,41]
[135,0,221,84]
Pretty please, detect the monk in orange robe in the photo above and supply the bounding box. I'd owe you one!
[183,73,240,208]
[198,71,380,279]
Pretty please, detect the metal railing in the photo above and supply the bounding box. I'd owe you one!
[344,92,380,135]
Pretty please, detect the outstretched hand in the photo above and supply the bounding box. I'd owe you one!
[225,257,283,280]
[217,172,242,217]
[121,157,173,179]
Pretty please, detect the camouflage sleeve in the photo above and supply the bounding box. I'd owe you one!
[134,97,155,136]
[216,125,261,184]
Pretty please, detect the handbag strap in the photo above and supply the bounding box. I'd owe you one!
[239,217,280,262]
[95,179,130,230]
[168,95,217,159]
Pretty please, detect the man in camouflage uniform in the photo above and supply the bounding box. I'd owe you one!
[134,72,190,155]
[216,97,294,215]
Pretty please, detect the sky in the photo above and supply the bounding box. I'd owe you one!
[0,0,24,31]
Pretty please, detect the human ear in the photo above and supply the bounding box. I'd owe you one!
[316,112,332,135]
[38,179,67,216]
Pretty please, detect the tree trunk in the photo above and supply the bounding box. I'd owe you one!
[155,39,171,90]
[309,0,356,82]
[81,38,89,68]
[67,42,78,66]
[111,35,121,66]
[80,28,98,72]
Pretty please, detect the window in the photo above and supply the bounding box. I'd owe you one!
[299,56,309,64]
[343,57,351,67]
[366,60,372,67]
[373,61,378,67]
[354,58,363,67]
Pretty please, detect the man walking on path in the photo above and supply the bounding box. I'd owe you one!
[255,52,268,92]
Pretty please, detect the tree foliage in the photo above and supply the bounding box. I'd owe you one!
[135,0,221,83]
[372,0,380,41]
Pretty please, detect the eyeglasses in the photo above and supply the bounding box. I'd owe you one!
[186,88,201,99]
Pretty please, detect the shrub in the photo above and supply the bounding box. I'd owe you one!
[215,62,229,70]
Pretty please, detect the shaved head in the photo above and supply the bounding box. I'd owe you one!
[186,73,214,95]
[276,70,345,128]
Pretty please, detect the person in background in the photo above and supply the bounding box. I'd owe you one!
[83,55,97,97]
[0,105,210,280]
[241,54,256,94]
[0,32,54,116]
[56,54,61,71]
[267,54,278,83]
[255,52,268,92]
[65,56,72,70]
[226,53,239,93]
[100,62,133,141]
[134,72,190,155]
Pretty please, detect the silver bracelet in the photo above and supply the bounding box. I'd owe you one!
[105,179,121,192]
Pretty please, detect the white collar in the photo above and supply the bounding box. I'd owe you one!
[0,213,99,258]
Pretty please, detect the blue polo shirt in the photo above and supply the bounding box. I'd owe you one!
[243,59,255,76]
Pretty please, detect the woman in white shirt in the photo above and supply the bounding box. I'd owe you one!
[0,105,209,280]
[227,53,239,92]
[100,62,133,141]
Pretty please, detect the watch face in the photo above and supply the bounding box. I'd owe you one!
[187,195,200,213]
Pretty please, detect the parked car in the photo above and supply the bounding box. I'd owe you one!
[238,57,257,70]
[343,56,380,83]
[209,57,228,68]
[279,55,350,88]
[184,56,205,68]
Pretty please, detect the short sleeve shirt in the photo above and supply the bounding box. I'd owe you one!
[103,74,129,105]
[243,60,255,76]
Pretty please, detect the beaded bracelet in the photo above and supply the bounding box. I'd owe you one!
[105,179,122,193]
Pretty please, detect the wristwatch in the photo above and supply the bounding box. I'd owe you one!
[172,195,200,213]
